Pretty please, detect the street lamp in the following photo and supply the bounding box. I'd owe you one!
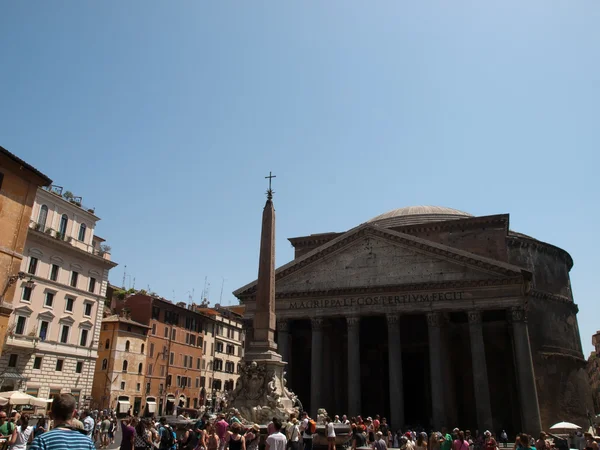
[1,272,34,304]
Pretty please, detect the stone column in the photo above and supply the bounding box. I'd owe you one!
[311,317,324,417]
[510,306,542,435]
[427,312,446,430]
[467,311,494,432]
[346,316,361,417]
[277,319,291,364]
[387,314,404,430]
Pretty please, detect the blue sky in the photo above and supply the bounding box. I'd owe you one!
[1,2,598,353]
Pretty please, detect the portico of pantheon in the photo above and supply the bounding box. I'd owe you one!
[234,206,592,434]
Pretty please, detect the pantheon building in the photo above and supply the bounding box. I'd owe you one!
[234,206,592,434]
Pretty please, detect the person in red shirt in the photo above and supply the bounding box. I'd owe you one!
[215,414,229,450]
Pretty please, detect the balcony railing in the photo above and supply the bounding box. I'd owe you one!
[29,220,112,260]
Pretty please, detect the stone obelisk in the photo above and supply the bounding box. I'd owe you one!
[228,173,299,423]
[246,177,281,361]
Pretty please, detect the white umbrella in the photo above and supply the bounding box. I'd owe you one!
[0,391,50,407]
[549,422,582,432]
[0,397,7,406]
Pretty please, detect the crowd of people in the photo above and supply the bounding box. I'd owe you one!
[0,395,598,450]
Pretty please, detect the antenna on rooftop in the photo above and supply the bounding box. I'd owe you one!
[122,265,127,289]
[220,278,225,304]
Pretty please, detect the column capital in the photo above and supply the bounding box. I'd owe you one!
[346,316,360,329]
[311,317,325,330]
[426,312,442,328]
[467,310,482,324]
[277,319,289,332]
[386,314,401,326]
[509,306,527,323]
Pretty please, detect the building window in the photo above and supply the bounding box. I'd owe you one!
[213,379,222,390]
[147,364,153,376]
[60,325,70,344]
[44,292,54,308]
[88,277,96,293]
[202,359,206,370]
[196,358,201,370]
[56,359,64,371]
[15,316,26,335]
[200,376,205,388]
[160,365,165,376]
[80,329,88,346]
[65,297,74,312]
[46,265,58,284]
[102,359,107,370]
[39,321,49,341]
[84,302,92,317]
[176,375,181,387]
[22,286,32,302]
[138,363,143,374]
[214,359,223,371]
[76,361,83,373]
[171,329,176,341]
[28,257,38,275]
[136,383,140,392]
[152,307,160,320]
[33,356,42,370]
[164,327,169,338]
[152,324,156,335]
[120,381,125,390]
[226,344,234,355]
[141,344,145,354]
[145,382,150,393]
[59,214,68,238]
[122,360,128,372]
[78,223,87,242]
[8,354,18,368]
[169,352,174,365]
[195,377,200,388]
[149,343,154,357]
[125,340,130,352]
[183,355,188,367]
[38,205,48,228]
[70,272,78,288]
[105,338,110,349]
[216,342,223,353]
[198,337,203,348]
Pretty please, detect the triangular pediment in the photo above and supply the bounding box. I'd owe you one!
[37,310,55,320]
[235,223,527,297]
[58,315,75,325]
[14,306,33,316]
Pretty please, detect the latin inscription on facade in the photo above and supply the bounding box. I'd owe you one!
[287,291,465,309]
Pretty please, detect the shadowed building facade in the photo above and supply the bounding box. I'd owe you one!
[234,206,592,435]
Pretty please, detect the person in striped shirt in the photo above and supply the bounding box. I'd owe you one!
[29,394,95,450]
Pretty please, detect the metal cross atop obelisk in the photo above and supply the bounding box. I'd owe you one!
[265,171,276,199]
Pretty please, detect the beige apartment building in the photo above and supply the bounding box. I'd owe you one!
[92,313,149,414]
[0,185,117,406]
[196,304,244,409]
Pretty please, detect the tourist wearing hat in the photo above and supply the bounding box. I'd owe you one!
[244,425,260,450]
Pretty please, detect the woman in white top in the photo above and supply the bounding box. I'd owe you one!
[8,413,34,450]
[287,419,300,450]
[326,417,336,450]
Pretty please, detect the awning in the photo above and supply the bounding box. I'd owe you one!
[117,400,131,412]
[167,398,175,403]
[146,401,157,414]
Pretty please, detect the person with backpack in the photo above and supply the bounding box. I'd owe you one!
[158,417,176,450]
[300,412,315,450]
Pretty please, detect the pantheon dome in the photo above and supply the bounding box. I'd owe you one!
[367,205,473,228]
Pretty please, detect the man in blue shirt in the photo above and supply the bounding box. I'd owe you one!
[30,394,94,450]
